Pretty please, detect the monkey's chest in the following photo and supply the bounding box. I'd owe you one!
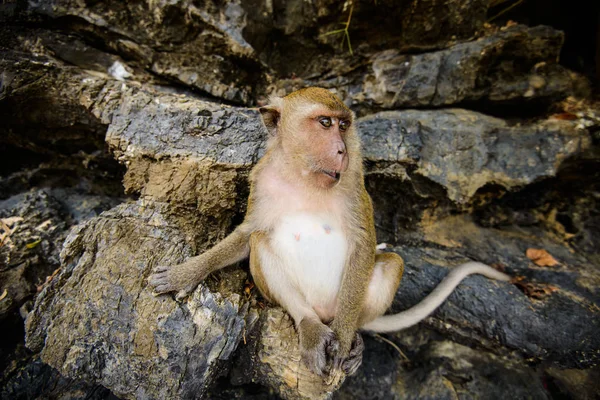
[271,213,348,307]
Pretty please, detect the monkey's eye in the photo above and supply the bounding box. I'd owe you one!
[339,120,350,132]
[319,117,332,128]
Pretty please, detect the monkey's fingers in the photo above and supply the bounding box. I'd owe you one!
[326,338,340,359]
[152,265,170,274]
[148,269,177,294]
[340,333,364,376]
[301,330,337,376]
[148,271,168,282]
[151,285,172,295]
[148,272,168,285]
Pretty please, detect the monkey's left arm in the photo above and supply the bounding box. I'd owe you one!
[330,190,376,368]
[149,223,252,299]
[149,186,260,299]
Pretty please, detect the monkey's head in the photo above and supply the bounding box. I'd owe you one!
[259,88,358,190]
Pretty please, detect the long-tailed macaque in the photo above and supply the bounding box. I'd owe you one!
[149,87,510,377]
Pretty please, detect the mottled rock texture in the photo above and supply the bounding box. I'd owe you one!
[1,0,599,399]
[270,25,590,116]
[365,25,587,108]
[359,109,591,203]
[26,200,250,399]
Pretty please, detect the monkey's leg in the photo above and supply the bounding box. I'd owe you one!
[149,225,251,300]
[363,261,510,333]
[249,232,274,303]
[336,252,404,376]
[359,252,404,326]
[250,232,338,376]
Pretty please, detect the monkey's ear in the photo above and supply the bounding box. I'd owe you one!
[259,105,281,136]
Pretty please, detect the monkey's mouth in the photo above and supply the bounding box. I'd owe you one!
[320,169,341,181]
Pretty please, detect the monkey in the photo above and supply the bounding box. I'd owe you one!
[148,87,511,377]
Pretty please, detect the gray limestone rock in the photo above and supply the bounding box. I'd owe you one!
[386,214,600,368]
[25,200,250,399]
[0,189,120,324]
[271,25,589,112]
[335,334,550,400]
[26,0,267,104]
[359,109,591,203]
[366,25,586,108]
[2,18,598,399]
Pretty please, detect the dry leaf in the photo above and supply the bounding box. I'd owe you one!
[35,220,53,231]
[244,280,255,298]
[550,112,578,120]
[526,248,559,267]
[0,289,7,301]
[0,232,7,248]
[1,217,24,227]
[0,220,11,235]
[512,276,559,300]
[0,218,19,248]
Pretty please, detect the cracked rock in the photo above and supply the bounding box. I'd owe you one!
[25,200,250,399]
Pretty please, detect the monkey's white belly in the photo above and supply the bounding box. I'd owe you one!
[271,213,348,313]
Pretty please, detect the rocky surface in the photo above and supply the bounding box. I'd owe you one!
[1,0,599,399]
[0,189,122,381]
[336,333,550,400]
[1,357,119,400]
[392,229,600,367]
[0,49,126,200]
[24,0,267,104]
[360,109,591,204]
[25,200,250,399]
[0,189,117,317]
[364,25,588,109]
[270,24,590,116]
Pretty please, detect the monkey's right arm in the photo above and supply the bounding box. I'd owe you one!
[148,223,252,299]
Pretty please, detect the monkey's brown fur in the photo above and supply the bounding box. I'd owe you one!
[149,87,510,378]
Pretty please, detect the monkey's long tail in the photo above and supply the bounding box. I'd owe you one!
[361,262,510,333]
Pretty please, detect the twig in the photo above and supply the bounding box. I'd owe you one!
[373,333,409,362]
[321,3,354,55]
[487,0,524,22]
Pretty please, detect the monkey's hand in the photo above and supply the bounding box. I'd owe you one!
[333,332,364,376]
[148,259,209,301]
[298,318,339,376]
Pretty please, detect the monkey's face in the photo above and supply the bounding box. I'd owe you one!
[259,88,356,190]
[283,105,351,189]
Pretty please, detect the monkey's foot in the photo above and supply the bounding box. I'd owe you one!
[148,262,204,300]
[299,318,339,376]
[335,332,364,376]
